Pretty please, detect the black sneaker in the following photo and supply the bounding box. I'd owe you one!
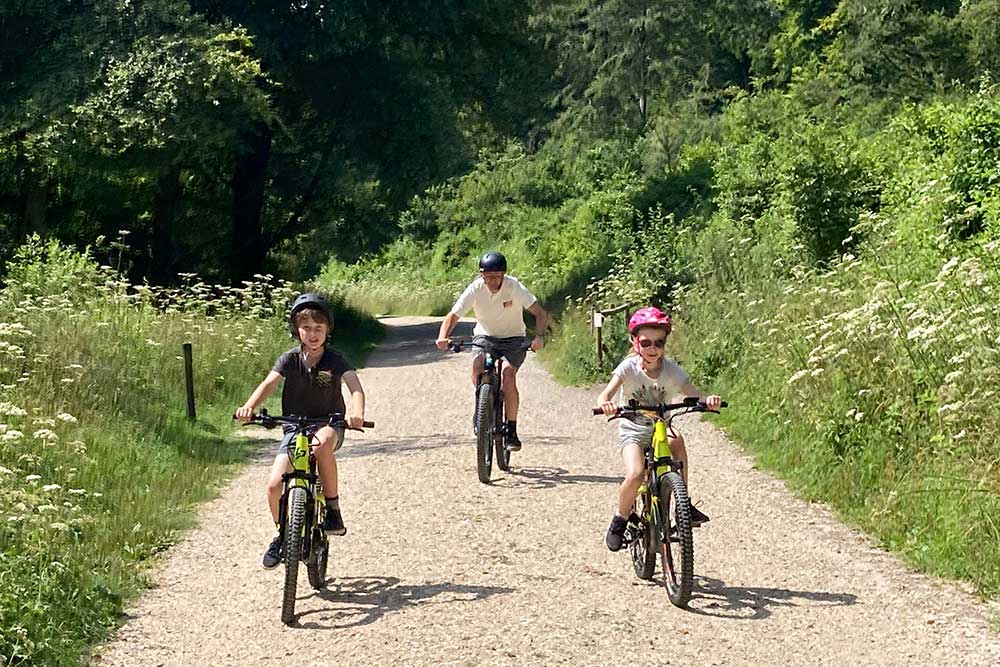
[262,535,282,569]
[605,514,628,552]
[689,505,710,526]
[506,430,522,451]
[322,506,347,536]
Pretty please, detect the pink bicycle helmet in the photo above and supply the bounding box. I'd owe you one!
[628,306,672,335]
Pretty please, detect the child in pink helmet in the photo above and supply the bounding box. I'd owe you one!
[594,306,722,552]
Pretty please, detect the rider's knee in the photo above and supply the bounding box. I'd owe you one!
[623,468,644,486]
[266,476,283,495]
[501,365,518,383]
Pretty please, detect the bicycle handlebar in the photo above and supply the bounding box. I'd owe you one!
[591,397,728,416]
[447,336,534,354]
[234,408,374,430]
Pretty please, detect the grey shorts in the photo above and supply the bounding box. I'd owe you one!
[279,427,345,454]
[471,335,530,369]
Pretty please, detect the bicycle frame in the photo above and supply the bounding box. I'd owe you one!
[632,417,682,543]
[275,430,324,560]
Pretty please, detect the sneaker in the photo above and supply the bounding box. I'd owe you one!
[322,506,347,536]
[605,514,628,552]
[262,536,282,569]
[506,430,522,451]
[689,505,710,526]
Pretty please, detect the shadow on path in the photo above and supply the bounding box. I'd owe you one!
[295,576,514,630]
[364,319,475,369]
[336,433,463,459]
[491,466,620,489]
[680,575,857,620]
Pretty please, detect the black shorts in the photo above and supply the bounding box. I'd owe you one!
[470,335,530,369]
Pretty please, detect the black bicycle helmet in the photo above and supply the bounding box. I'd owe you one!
[479,251,507,272]
[288,292,332,337]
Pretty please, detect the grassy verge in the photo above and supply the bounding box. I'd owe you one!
[0,238,381,666]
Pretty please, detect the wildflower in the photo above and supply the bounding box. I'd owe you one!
[0,466,11,474]
[936,402,962,415]
[787,370,809,385]
[854,412,864,422]
[36,504,56,513]
[33,429,59,442]
[68,488,86,495]
[55,413,78,424]
[0,402,27,417]
[43,483,61,492]
[49,522,69,531]
[943,370,963,384]
[953,430,967,440]
[3,429,25,443]
[25,474,41,483]
[810,368,825,377]
[60,378,75,384]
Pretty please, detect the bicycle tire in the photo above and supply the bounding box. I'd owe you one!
[281,486,307,625]
[307,526,329,590]
[658,471,694,607]
[494,390,510,471]
[630,489,656,580]
[475,383,494,483]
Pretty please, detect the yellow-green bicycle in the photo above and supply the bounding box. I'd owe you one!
[594,397,725,607]
[243,409,373,625]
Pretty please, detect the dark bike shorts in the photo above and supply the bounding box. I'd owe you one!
[471,335,530,369]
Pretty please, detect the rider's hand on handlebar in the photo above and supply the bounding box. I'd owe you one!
[703,394,723,411]
[597,400,617,416]
[234,405,254,422]
[435,338,450,351]
[346,413,364,430]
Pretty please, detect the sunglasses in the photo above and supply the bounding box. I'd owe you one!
[637,337,666,349]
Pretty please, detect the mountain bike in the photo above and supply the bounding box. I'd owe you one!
[240,409,374,625]
[449,336,532,483]
[593,397,726,607]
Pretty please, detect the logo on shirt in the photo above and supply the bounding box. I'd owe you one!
[315,369,333,387]
[503,300,513,308]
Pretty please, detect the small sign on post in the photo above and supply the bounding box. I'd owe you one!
[182,342,196,421]
[592,311,604,328]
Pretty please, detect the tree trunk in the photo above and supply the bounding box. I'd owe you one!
[230,125,272,282]
[22,167,48,237]
[149,164,182,284]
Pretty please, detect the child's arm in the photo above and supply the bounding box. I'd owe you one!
[342,370,366,429]
[679,379,722,411]
[595,375,623,416]
[235,371,282,421]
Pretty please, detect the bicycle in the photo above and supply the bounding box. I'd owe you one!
[238,409,374,625]
[448,336,532,483]
[593,397,726,607]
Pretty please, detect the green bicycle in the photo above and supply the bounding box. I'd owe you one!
[594,397,725,607]
[242,409,373,625]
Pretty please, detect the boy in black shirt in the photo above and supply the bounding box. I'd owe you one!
[236,293,366,568]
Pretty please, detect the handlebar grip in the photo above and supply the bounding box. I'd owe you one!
[592,407,604,415]
[362,420,375,428]
[720,401,728,408]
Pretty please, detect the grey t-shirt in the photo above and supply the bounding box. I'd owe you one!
[272,347,354,420]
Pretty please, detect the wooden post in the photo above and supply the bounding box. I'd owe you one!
[182,342,196,421]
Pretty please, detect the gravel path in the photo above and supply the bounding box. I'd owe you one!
[94,316,1000,666]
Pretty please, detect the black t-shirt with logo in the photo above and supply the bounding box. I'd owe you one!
[272,347,355,423]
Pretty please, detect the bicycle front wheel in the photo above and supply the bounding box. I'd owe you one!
[282,486,307,625]
[475,383,494,483]
[658,471,694,607]
[631,488,656,580]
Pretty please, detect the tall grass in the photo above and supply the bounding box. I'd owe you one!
[0,238,379,666]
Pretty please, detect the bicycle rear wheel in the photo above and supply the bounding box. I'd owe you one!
[658,471,694,607]
[494,391,510,471]
[307,525,329,590]
[630,488,656,580]
[281,486,306,625]
[475,383,495,483]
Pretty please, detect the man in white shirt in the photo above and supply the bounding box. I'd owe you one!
[435,251,551,449]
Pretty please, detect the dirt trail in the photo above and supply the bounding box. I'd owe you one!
[95,316,1000,666]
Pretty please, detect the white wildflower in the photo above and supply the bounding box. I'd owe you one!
[953,430,967,440]
[943,370,963,384]
[42,483,61,492]
[2,430,24,442]
[33,429,59,442]
[55,413,78,424]
[49,522,69,531]
[787,370,810,385]
[25,474,41,482]
[36,504,56,513]
[0,402,27,417]
[811,368,825,377]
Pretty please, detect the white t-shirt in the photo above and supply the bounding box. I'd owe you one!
[450,276,537,337]
[612,354,690,406]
